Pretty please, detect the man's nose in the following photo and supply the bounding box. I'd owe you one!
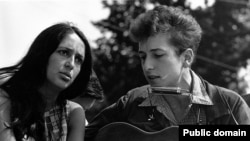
[143,57,154,70]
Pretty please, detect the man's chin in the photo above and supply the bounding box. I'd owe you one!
[149,83,164,87]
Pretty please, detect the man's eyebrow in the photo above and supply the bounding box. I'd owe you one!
[150,48,165,52]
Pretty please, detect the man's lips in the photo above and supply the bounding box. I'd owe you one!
[147,75,160,80]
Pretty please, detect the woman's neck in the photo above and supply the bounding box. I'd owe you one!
[38,83,61,110]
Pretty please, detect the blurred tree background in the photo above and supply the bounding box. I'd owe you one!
[89,0,250,119]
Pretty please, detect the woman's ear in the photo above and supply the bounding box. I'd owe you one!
[182,49,194,68]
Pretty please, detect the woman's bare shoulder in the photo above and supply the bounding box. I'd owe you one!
[0,88,11,130]
[0,88,10,107]
[67,100,84,113]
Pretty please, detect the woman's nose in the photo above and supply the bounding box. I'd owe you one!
[65,57,74,70]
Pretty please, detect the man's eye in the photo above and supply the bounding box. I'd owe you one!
[154,54,164,58]
[139,55,146,60]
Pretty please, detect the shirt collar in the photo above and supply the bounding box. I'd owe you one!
[190,70,213,105]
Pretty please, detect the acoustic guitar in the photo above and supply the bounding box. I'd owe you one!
[242,94,250,107]
[94,122,179,141]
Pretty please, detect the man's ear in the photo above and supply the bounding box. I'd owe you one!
[182,48,194,68]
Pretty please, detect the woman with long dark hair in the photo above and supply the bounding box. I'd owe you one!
[0,22,92,141]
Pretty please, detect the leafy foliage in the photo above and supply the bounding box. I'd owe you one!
[91,0,250,110]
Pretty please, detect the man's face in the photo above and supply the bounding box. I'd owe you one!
[139,33,185,87]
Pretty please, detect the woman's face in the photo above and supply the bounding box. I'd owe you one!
[139,33,185,87]
[46,33,85,91]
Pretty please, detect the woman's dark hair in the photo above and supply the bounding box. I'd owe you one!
[0,22,92,140]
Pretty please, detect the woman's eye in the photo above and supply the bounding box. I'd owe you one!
[75,57,83,65]
[58,50,69,56]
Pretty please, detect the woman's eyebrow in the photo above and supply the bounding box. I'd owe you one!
[75,53,84,59]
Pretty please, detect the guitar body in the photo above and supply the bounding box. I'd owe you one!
[242,94,250,107]
[94,122,179,141]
